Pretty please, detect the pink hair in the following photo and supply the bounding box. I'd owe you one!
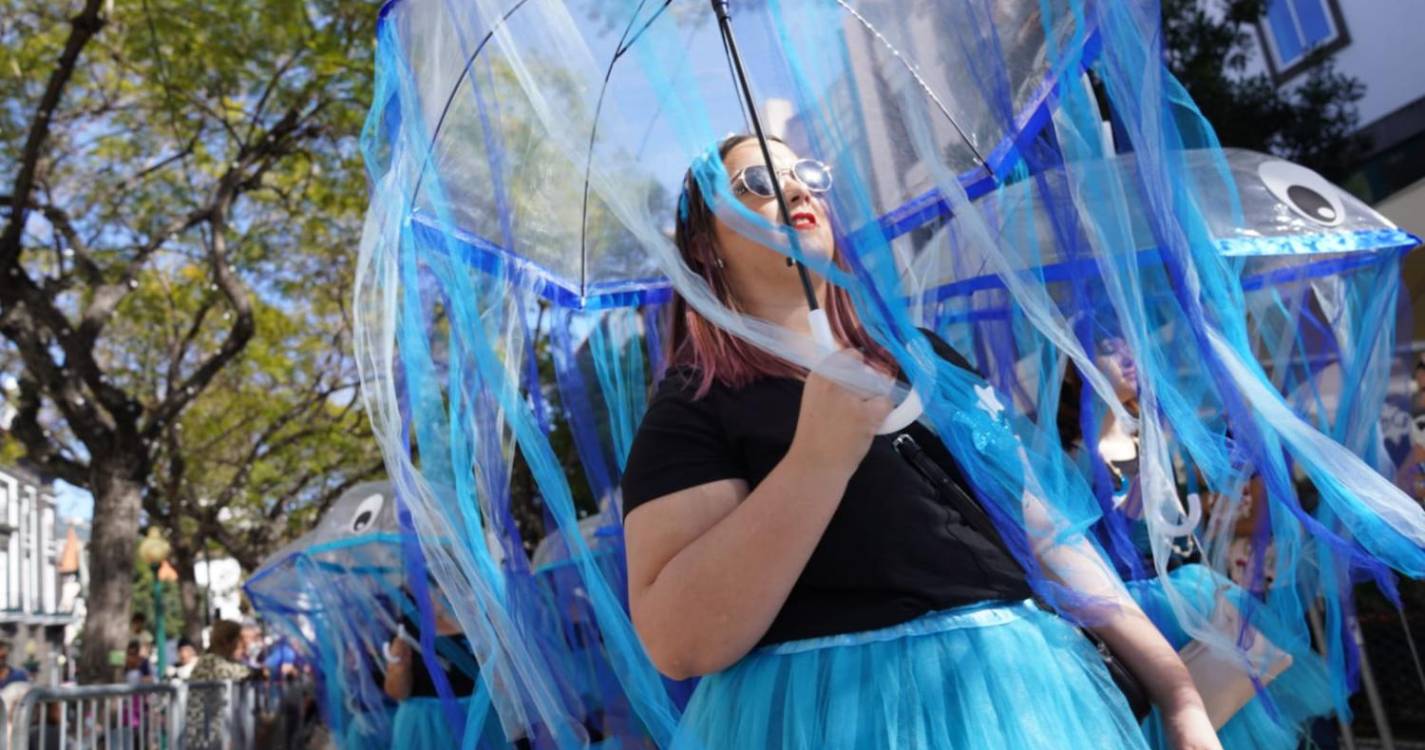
[667,135,896,397]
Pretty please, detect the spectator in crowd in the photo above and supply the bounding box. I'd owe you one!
[129,613,154,659]
[123,641,152,685]
[239,619,264,670]
[25,698,65,750]
[0,638,31,688]
[184,621,254,750]
[263,637,301,681]
[117,641,152,749]
[172,637,200,679]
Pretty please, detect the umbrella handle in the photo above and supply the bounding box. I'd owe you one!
[807,308,836,350]
[382,626,423,661]
[807,310,924,435]
[877,389,924,435]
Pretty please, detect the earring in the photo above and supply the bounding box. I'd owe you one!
[714,256,726,269]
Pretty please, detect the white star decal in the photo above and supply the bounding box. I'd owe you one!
[974,383,1005,420]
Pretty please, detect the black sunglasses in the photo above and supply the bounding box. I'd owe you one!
[730,159,833,198]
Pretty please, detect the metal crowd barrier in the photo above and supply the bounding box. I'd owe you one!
[5,679,317,750]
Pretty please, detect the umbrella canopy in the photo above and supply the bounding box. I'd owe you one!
[372,0,1093,309]
[915,147,1416,429]
[907,147,1417,598]
[909,148,1418,304]
[250,482,402,581]
[246,483,405,747]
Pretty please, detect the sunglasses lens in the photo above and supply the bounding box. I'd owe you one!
[795,160,832,192]
[741,165,775,197]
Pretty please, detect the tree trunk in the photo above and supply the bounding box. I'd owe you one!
[170,538,205,644]
[77,466,143,683]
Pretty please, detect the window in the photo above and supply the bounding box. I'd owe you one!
[1259,0,1349,81]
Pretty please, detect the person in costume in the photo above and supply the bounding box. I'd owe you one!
[620,135,1221,749]
[1394,379,1425,505]
[1059,332,1335,749]
[383,589,511,749]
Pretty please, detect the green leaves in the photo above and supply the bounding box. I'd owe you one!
[1160,0,1365,182]
[1,0,384,590]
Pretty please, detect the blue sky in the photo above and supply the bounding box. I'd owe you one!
[55,480,93,521]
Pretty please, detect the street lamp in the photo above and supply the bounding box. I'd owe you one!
[137,527,172,680]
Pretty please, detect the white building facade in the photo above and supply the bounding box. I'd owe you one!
[195,556,245,624]
[0,465,76,684]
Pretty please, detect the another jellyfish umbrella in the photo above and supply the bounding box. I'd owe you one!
[919,145,1420,721]
[246,483,407,748]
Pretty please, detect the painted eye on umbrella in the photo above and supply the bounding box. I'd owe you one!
[1257,159,1344,227]
[350,493,385,534]
[1409,416,1425,450]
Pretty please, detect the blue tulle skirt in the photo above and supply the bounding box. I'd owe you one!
[672,599,1149,749]
[392,696,510,750]
[1128,564,1335,750]
[341,716,391,750]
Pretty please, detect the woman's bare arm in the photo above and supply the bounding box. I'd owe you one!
[383,637,414,701]
[1024,488,1220,750]
[625,454,850,678]
[624,372,892,679]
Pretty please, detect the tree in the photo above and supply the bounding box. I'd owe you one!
[135,272,384,643]
[0,0,374,679]
[1161,0,1366,180]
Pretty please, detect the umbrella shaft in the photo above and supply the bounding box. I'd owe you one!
[713,0,821,313]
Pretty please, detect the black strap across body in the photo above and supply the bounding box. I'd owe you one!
[892,432,1154,721]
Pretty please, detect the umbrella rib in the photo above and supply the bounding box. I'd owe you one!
[616,0,677,57]
[411,0,535,208]
[834,0,989,171]
[579,0,671,305]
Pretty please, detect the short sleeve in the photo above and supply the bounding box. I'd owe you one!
[620,371,745,516]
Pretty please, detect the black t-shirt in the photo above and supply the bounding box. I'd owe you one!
[621,338,1032,646]
[398,615,479,698]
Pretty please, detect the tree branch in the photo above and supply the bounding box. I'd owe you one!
[0,195,103,288]
[75,95,321,349]
[138,100,331,441]
[76,202,216,342]
[0,280,122,439]
[0,266,136,435]
[8,376,89,487]
[205,380,353,509]
[0,0,108,268]
[113,138,199,194]
[259,459,384,527]
[165,299,216,396]
[245,52,302,145]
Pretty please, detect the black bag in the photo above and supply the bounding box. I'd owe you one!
[892,432,1153,720]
